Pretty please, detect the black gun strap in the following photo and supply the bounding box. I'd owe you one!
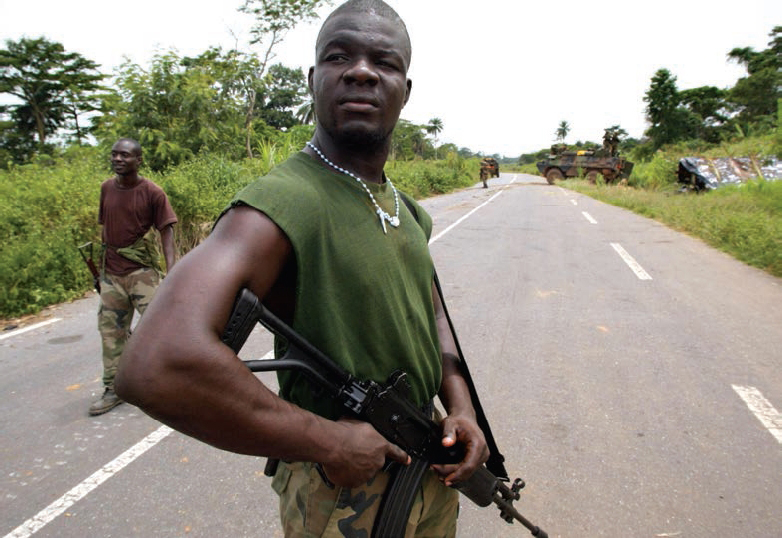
[401,193,508,480]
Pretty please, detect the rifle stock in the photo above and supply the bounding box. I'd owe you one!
[221,288,547,537]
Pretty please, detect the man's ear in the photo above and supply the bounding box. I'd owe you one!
[403,79,412,107]
[308,66,315,95]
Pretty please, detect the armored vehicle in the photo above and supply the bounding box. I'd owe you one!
[536,144,633,185]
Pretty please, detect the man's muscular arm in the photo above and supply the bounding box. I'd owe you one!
[115,206,407,487]
[431,281,490,486]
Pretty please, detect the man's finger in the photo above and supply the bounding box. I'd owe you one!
[441,421,457,447]
[387,444,411,465]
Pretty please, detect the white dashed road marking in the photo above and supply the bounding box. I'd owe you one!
[610,242,652,280]
[732,385,782,444]
[582,211,597,224]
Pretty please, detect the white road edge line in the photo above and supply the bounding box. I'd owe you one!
[582,211,597,224]
[430,177,516,245]
[0,318,62,341]
[4,426,173,538]
[610,242,652,280]
[732,385,782,444]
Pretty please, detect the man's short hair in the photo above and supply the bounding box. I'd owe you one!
[317,0,412,68]
[116,138,142,157]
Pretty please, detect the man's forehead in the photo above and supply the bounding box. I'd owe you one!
[316,12,410,61]
[112,141,138,154]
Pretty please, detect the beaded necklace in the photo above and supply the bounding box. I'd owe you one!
[306,141,400,234]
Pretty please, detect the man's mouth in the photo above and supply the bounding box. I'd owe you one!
[339,96,379,112]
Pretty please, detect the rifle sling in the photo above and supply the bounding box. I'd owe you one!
[401,193,508,480]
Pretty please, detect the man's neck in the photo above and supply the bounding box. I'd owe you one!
[307,132,389,184]
[114,174,142,188]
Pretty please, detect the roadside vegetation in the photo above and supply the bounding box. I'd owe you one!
[0,144,477,319]
[564,133,782,279]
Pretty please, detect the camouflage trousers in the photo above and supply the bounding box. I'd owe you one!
[271,461,459,537]
[97,267,160,388]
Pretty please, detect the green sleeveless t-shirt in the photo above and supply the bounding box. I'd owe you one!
[226,152,441,420]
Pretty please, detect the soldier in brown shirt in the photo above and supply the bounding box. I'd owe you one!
[89,138,178,415]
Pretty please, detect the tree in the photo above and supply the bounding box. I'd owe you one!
[391,119,428,160]
[425,117,443,158]
[643,68,698,149]
[296,98,316,125]
[605,125,628,139]
[258,64,309,130]
[237,0,333,157]
[679,86,729,142]
[727,26,782,132]
[555,120,570,143]
[0,37,105,152]
[100,50,250,170]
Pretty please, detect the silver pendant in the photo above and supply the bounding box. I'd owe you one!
[389,216,400,228]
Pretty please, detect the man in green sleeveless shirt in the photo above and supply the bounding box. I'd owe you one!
[117,1,489,535]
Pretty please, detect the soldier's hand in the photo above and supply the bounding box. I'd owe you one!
[320,418,410,488]
[430,413,489,487]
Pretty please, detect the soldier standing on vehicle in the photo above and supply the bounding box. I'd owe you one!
[89,138,177,416]
[116,0,490,535]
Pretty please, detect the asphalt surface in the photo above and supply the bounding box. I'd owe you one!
[2,173,781,537]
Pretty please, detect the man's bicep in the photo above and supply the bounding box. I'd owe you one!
[148,205,292,337]
[208,205,292,297]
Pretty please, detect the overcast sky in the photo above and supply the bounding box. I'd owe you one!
[2,0,780,157]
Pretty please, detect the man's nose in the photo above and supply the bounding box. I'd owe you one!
[344,58,379,84]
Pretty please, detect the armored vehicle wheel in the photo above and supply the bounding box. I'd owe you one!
[585,170,599,183]
[545,168,564,184]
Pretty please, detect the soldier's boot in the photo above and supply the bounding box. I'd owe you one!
[482,180,488,188]
[89,387,123,416]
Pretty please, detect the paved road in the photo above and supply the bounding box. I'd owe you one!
[2,173,781,537]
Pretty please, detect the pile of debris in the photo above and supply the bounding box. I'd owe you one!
[677,156,782,191]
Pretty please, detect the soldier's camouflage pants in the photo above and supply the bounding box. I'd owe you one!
[97,267,160,388]
[272,461,459,537]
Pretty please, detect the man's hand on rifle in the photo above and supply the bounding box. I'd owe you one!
[321,418,411,488]
[431,411,489,487]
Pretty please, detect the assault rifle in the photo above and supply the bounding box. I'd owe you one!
[221,288,547,537]
[77,242,101,293]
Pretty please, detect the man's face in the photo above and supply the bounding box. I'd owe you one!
[309,11,412,150]
[110,140,141,177]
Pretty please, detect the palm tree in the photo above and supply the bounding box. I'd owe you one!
[426,117,443,158]
[555,120,570,143]
[295,98,315,125]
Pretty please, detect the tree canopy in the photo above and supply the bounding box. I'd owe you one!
[0,37,105,163]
